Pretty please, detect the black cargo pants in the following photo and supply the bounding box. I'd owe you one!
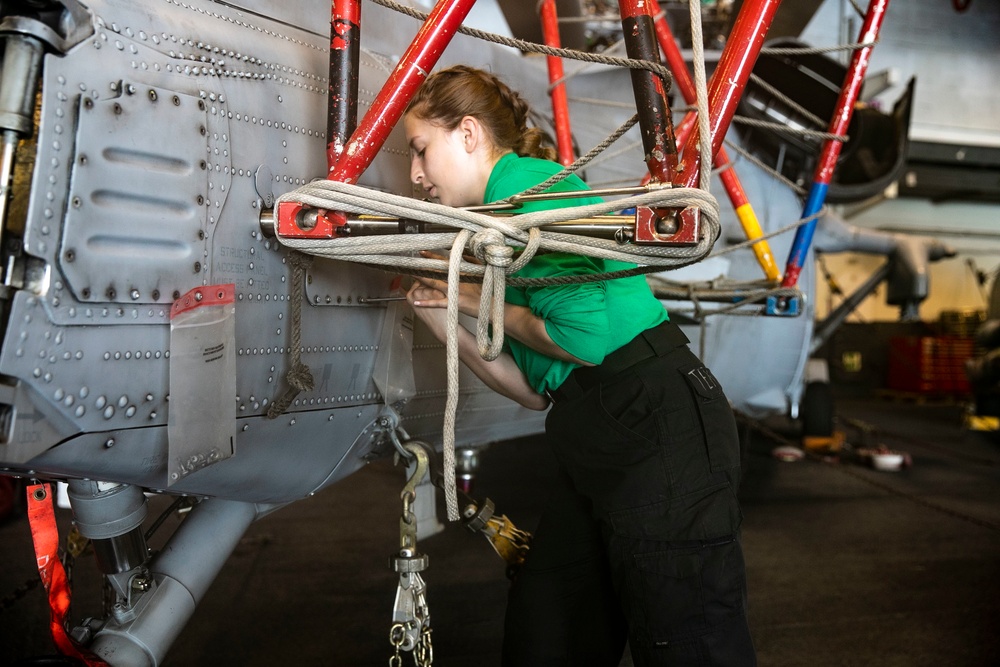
[502,322,756,666]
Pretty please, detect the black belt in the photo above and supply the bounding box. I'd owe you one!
[548,320,689,403]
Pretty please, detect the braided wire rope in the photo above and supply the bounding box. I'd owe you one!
[688,0,712,192]
[746,72,829,129]
[731,115,850,142]
[760,40,878,56]
[370,0,675,84]
[503,114,639,200]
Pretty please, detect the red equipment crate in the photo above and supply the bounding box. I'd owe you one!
[887,335,974,394]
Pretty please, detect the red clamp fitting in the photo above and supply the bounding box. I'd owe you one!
[275,201,346,239]
[634,206,700,246]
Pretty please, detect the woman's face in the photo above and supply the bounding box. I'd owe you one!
[404,114,490,208]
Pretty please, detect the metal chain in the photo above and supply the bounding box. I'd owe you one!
[389,622,433,667]
[416,626,433,667]
[389,623,406,667]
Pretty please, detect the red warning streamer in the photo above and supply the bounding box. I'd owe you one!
[26,483,108,666]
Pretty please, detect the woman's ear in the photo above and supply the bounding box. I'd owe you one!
[458,115,483,154]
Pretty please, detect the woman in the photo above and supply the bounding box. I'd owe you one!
[404,65,755,667]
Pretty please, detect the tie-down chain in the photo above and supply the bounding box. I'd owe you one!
[389,441,433,667]
[385,438,535,665]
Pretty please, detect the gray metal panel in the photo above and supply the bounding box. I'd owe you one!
[218,0,330,35]
[0,0,550,497]
[60,88,210,304]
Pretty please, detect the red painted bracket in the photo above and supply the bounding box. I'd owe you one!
[634,206,700,246]
[276,201,346,238]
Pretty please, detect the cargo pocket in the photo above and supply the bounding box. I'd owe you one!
[610,485,748,658]
[630,535,746,642]
[682,365,740,473]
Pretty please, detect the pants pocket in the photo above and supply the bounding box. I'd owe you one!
[682,365,741,473]
[630,535,747,642]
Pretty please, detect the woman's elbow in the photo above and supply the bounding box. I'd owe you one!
[518,392,550,411]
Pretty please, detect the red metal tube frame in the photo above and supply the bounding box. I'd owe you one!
[280,0,783,241]
[674,0,783,189]
[781,0,890,288]
[328,0,361,170]
[618,0,677,185]
[278,0,477,238]
[812,1,888,188]
[539,0,575,166]
[327,0,476,183]
[649,0,780,281]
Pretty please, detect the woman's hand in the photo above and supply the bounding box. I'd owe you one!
[407,275,483,318]
[405,276,548,411]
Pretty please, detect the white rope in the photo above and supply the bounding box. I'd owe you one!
[277,181,721,268]
[689,0,713,192]
[442,232,467,521]
[275,180,720,521]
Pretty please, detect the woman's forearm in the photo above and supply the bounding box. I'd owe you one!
[413,306,549,411]
[408,275,588,366]
[502,302,594,366]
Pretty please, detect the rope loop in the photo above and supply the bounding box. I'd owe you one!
[477,266,507,362]
[508,228,542,274]
[470,229,513,269]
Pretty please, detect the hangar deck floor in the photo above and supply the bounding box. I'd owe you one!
[3,394,999,666]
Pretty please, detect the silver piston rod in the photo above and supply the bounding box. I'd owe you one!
[259,208,634,243]
[67,479,149,575]
[339,213,635,243]
[0,30,44,282]
[259,184,669,242]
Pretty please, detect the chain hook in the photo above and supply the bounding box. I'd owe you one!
[388,440,434,665]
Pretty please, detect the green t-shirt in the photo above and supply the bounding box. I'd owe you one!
[484,153,667,394]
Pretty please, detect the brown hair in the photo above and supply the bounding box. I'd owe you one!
[406,65,556,161]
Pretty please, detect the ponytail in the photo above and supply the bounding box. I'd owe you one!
[517,127,557,162]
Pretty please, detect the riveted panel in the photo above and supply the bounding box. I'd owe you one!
[59,88,209,304]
